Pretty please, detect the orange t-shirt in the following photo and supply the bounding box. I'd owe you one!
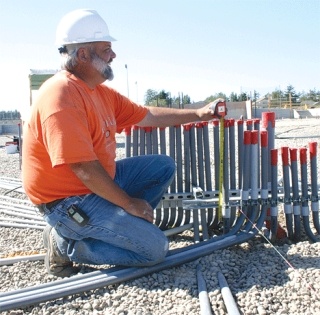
[22,71,148,204]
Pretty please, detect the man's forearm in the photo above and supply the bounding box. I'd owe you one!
[137,99,224,128]
[69,160,132,209]
[137,107,200,128]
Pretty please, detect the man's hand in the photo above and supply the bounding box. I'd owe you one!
[196,98,226,121]
[124,198,154,223]
[209,98,227,118]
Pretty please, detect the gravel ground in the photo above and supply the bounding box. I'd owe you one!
[0,118,320,315]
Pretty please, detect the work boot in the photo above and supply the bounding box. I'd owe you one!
[43,225,80,277]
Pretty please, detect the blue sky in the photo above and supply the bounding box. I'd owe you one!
[0,0,319,113]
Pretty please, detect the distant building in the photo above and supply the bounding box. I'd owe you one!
[255,97,269,108]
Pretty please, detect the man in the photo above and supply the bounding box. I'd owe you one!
[22,9,225,277]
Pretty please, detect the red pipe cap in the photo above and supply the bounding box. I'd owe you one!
[261,112,275,128]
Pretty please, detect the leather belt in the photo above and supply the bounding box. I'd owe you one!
[36,198,65,214]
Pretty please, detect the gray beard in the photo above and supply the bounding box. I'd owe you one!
[91,54,114,81]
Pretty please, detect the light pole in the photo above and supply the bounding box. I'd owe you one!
[125,64,129,98]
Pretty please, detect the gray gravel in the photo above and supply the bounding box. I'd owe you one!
[0,118,320,315]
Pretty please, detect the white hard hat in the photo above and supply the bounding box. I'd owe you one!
[55,9,116,46]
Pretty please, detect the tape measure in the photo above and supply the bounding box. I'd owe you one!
[217,101,227,221]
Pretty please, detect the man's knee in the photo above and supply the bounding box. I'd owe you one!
[143,236,169,266]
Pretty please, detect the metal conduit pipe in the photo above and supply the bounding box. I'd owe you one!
[281,147,294,240]
[155,127,167,227]
[156,128,170,230]
[183,124,192,225]
[218,271,240,315]
[175,125,184,227]
[224,129,253,236]
[237,120,244,190]
[261,112,275,183]
[196,122,209,240]
[0,209,42,221]
[167,126,176,228]
[309,142,320,234]
[0,201,35,211]
[189,125,201,242]
[300,148,318,242]
[243,130,259,232]
[159,127,166,155]
[223,120,231,233]
[2,202,36,211]
[0,222,45,230]
[290,148,301,242]
[253,118,261,187]
[0,216,46,226]
[0,230,260,312]
[260,131,269,201]
[152,127,158,154]
[139,127,146,156]
[145,127,152,155]
[0,254,45,266]
[132,125,139,156]
[163,223,194,237]
[124,127,131,157]
[197,265,212,315]
[228,119,237,226]
[209,120,220,230]
[269,149,279,242]
[203,122,214,227]
[241,131,251,214]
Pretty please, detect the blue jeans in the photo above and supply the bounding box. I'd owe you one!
[42,155,176,266]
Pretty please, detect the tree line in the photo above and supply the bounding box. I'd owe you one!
[144,85,320,107]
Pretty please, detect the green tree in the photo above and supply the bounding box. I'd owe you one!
[144,89,158,105]
[205,92,228,103]
[253,90,260,101]
[229,92,238,102]
[284,85,300,103]
[300,89,320,102]
[270,88,284,103]
[238,92,248,101]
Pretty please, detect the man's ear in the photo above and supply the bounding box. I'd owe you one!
[77,47,90,62]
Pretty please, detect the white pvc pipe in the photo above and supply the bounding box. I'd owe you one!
[0,254,45,266]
